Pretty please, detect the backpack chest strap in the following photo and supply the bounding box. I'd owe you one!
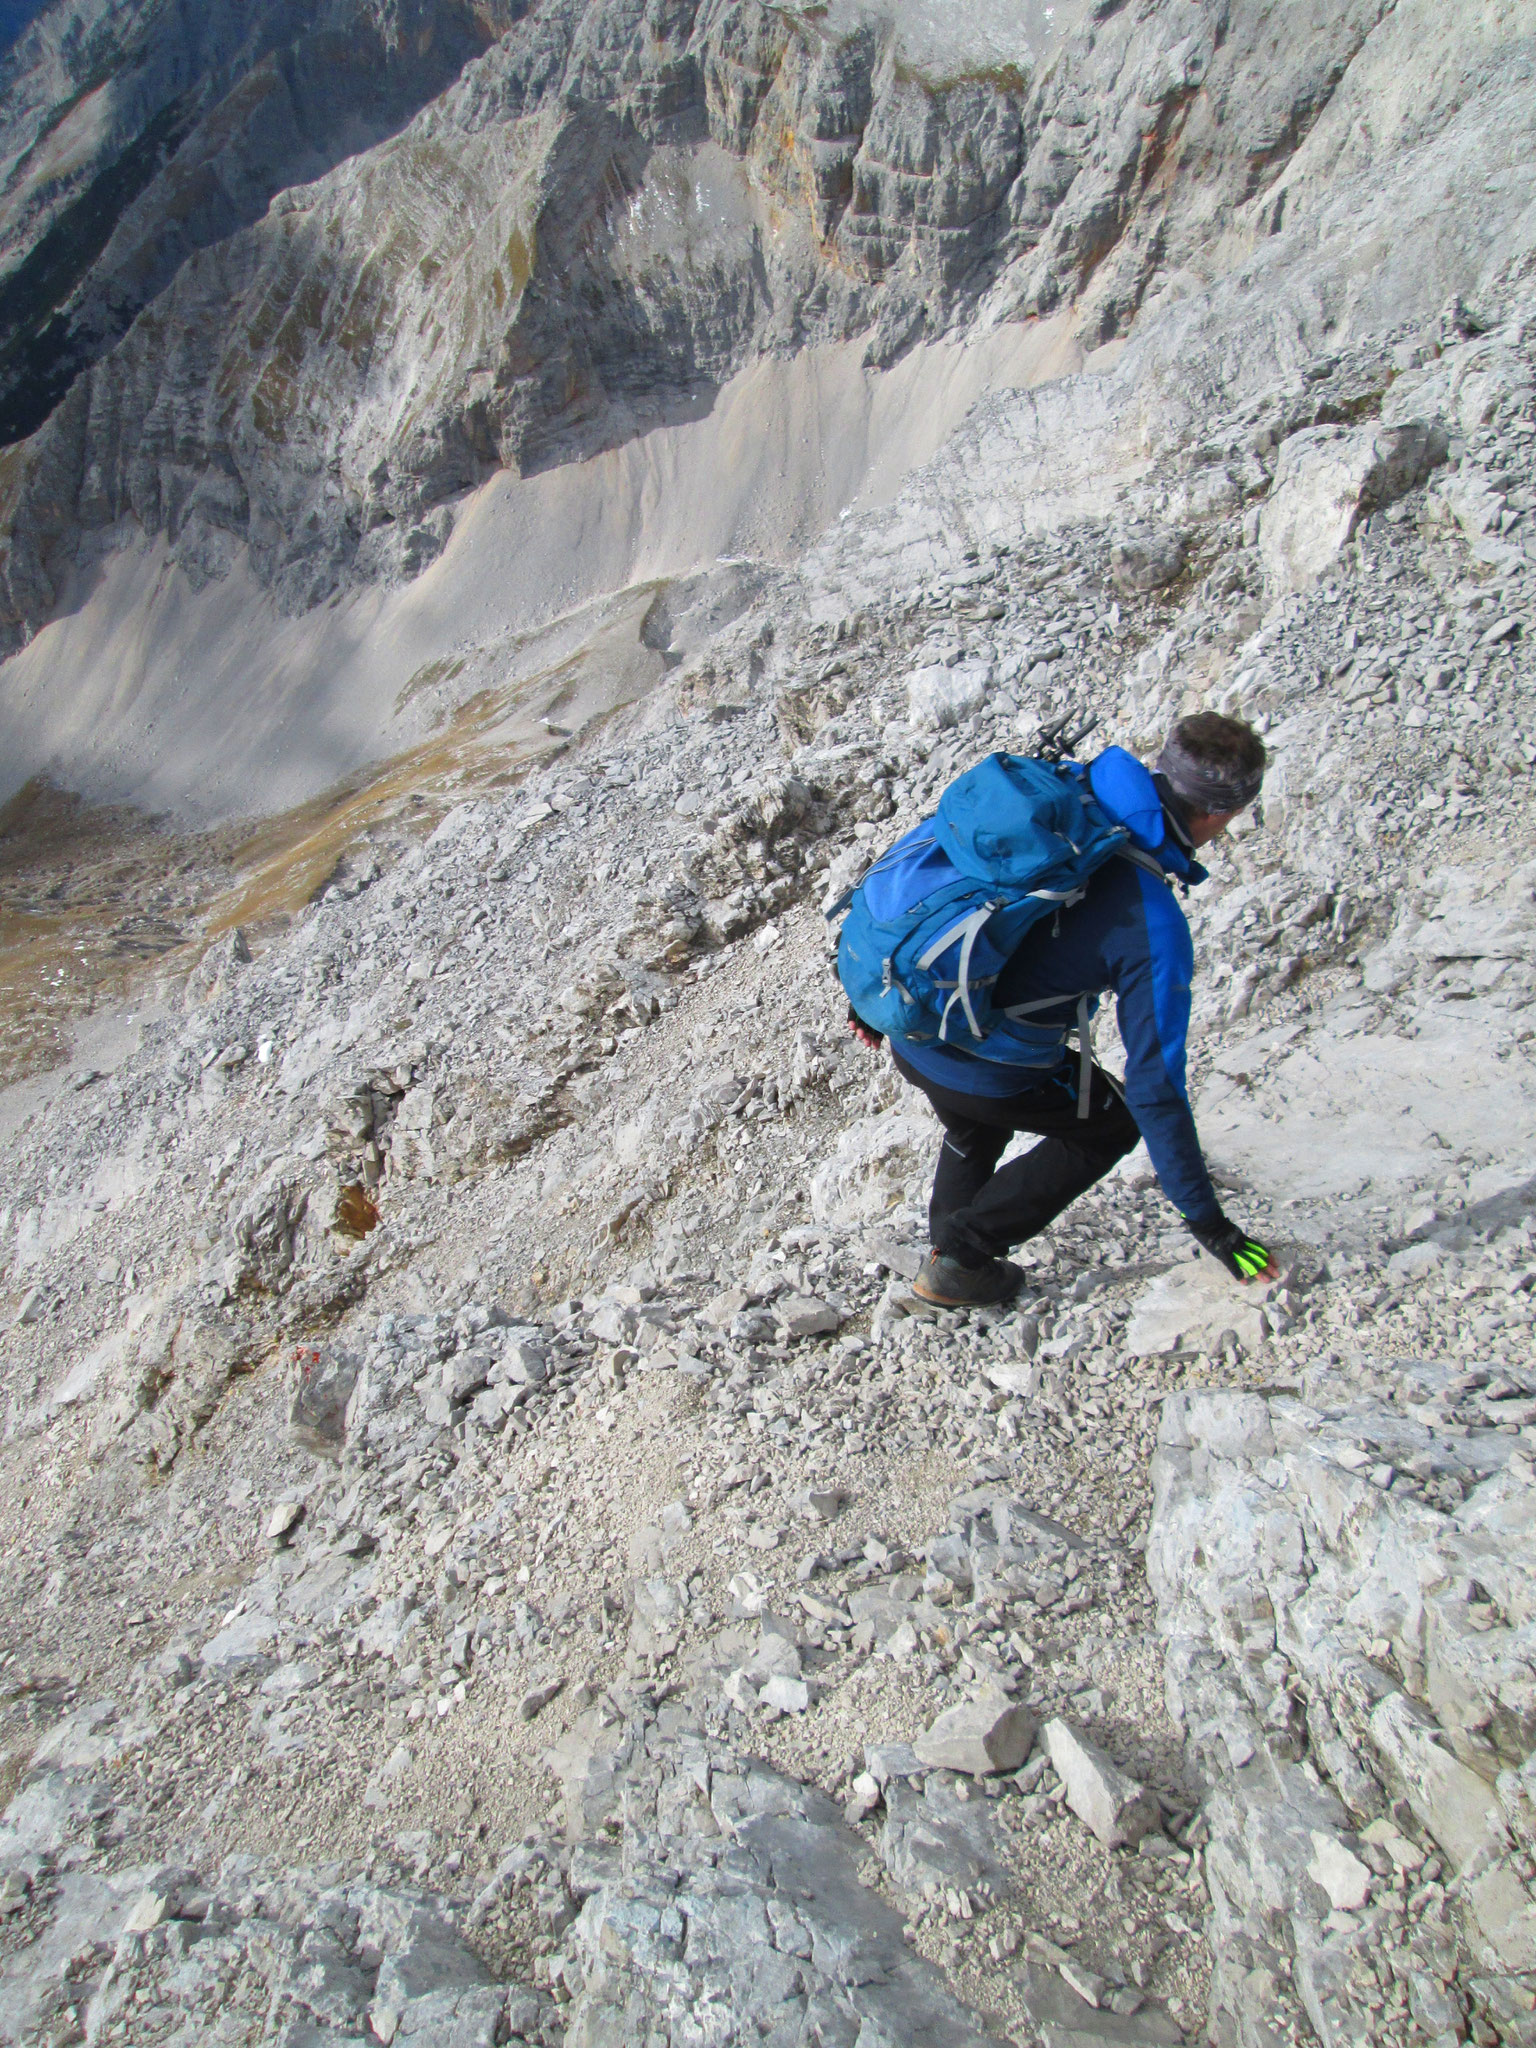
[1001,990,1099,1118]
[917,902,1003,1041]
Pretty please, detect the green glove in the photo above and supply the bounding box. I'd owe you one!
[1186,1211,1274,1282]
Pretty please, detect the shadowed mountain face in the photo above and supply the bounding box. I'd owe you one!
[0,0,1435,652]
[0,0,50,55]
[0,0,524,452]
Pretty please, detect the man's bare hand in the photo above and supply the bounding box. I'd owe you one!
[847,1012,883,1052]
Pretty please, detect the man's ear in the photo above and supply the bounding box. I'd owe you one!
[1187,808,1239,848]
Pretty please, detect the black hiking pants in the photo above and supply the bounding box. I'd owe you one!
[891,1048,1140,1265]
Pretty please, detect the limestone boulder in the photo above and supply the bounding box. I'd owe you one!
[907,659,994,730]
[1258,421,1448,594]
[1124,1259,1272,1358]
[1108,529,1187,594]
[1042,1720,1162,1851]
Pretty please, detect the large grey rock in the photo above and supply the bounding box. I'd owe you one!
[1198,1002,1536,1203]
[1108,529,1187,594]
[1305,1832,1371,1912]
[369,1905,497,2043]
[1124,1259,1272,1358]
[1149,1366,1536,2043]
[908,659,994,729]
[564,1752,1012,2046]
[586,1301,637,1347]
[288,1348,360,1457]
[880,1775,1015,1895]
[543,1712,633,1841]
[0,1770,113,1869]
[1258,420,1448,594]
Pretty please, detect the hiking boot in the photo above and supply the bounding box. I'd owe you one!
[911,1250,1024,1309]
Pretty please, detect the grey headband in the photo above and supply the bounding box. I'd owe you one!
[1155,732,1264,815]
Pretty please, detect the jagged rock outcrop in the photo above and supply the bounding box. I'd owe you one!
[1150,1362,1536,2048]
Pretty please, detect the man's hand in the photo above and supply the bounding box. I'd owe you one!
[847,1006,883,1052]
[1185,1210,1279,1283]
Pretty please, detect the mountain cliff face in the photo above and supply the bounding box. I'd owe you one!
[0,0,1437,648]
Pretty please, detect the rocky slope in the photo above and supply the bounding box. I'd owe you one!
[0,3,1534,2047]
[0,218,1533,2046]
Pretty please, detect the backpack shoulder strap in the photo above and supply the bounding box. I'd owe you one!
[1117,845,1173,885]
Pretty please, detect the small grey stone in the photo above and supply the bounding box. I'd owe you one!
[519,1678,565,1723]
[260,1660,323,1700]
[866,1742,925,1787]
[469,1386,508,1428]
[1060,1958,1107,2008]
[774,1294,842,1338]
[442,1351,491,1402]
[845,1771,883,1822]
[1042,1719,1161,1850]
[1306,1831,1372,1911]
[914,1693,1036,1776]
[266,1500,304,1544]
[1019,1962,1182,2045]
[760,1673,809,1713]
[866,1234,925,1282]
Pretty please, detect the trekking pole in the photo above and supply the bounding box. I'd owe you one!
[1034,710,1100,762]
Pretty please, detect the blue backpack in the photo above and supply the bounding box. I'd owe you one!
[834,752,1154,1080]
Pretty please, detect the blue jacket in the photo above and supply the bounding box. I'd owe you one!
[892,749,1220,1222]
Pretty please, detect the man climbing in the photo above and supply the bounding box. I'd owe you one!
[841,712,1279,1308]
